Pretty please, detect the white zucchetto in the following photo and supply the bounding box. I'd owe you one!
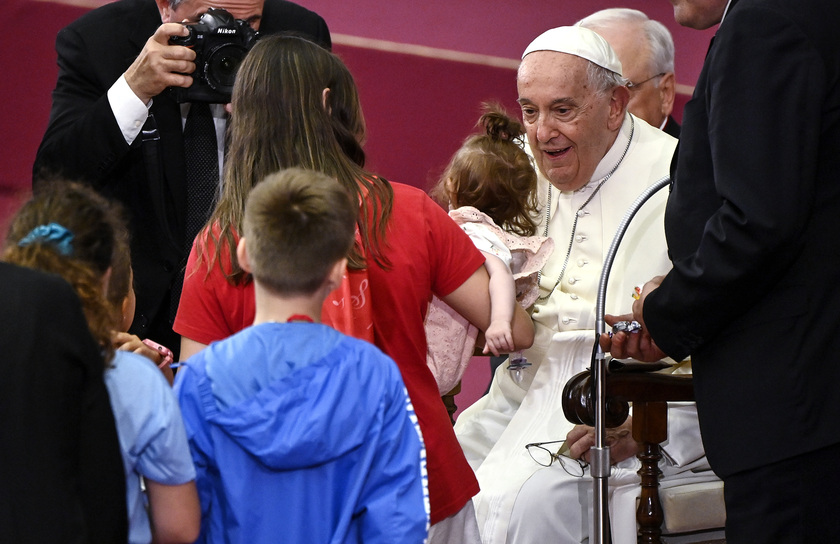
[522,26,623,76]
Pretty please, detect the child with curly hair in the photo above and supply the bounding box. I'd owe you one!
[4,181,199,544]
[426,104,553,394]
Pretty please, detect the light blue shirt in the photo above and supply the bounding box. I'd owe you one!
[105,350,196,544]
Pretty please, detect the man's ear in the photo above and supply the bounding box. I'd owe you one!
[155,0,171,22]
[236,238,253,274]
[658,72,677,119]
[322,88,332,114]
[608,85,630,131]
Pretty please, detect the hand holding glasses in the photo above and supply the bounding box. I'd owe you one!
[525,440,589,477]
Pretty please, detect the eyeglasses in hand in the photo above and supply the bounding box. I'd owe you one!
[525,440,589,477]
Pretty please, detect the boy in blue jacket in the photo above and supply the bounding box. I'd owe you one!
[174,168,429,543]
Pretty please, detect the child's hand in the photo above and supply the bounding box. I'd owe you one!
[111,331,175,386]
[113,331,162,363]
[482,321,515,357]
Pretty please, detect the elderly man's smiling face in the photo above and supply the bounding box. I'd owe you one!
[517,51,625,192]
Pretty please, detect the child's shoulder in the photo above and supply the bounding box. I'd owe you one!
[334,334,403,381]
[106,350,175,406]
[338,332,390,361]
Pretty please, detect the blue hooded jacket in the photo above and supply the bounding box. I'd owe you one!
[174,322,429,543]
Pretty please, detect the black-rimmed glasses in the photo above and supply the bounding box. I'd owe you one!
[626,72,666,91]
[525,440,589,477]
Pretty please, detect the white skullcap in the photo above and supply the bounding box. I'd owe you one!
[521,26,623,76]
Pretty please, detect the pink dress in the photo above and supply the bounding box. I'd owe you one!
[424,206,554,394]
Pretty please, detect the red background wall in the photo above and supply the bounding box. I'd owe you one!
[1,0,716,234]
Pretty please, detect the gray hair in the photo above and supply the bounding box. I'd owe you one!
[578,8,675,77]
[587,61,628,97]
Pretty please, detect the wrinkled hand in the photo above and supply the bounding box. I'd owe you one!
[483,320,514,357]
[599,314,667,362]
[124,23,196,103]
[598,276,667,362]
[566,418,640,465]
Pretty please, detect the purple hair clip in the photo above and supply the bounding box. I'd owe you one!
[17,222,75,256]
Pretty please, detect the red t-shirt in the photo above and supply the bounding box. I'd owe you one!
[174,229,253,343]
[174,182,484,523]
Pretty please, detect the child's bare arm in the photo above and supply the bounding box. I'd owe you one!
[480,251,516,356]
[440,265,534,352]
[179,337,208,362]
[146,479,200,543]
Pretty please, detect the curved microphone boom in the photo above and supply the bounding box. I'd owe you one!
[590,175,671,544]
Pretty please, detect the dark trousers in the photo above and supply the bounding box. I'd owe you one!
[723,441,840,543]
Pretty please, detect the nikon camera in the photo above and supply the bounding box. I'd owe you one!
[169,8,259,103]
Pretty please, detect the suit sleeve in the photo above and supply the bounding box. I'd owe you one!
[645,7,826,358]
[310,12,331,49]
[33,24,134,188]
[262,0,332,49]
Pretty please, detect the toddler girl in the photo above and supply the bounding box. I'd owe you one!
[426,104,553,394]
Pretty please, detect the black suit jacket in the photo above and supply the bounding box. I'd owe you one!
[662,115,680,139]
[0,263,127,542]
[33,0,330,352]
[646,0,840,477]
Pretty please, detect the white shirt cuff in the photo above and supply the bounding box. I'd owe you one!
[108,75,151,145]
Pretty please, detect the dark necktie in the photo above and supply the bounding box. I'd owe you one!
[183,102,219,249]
[172,102,219,323]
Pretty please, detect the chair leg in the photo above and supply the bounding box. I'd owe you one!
[442,381,461,425]
[636,442,664,544]
[633,401,667,544]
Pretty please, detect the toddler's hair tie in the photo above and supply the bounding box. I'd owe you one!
[17,222,75,256]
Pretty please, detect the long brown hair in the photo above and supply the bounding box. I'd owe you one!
[3,181,127,363]
[202,35,392,284]
[431,103,539,236]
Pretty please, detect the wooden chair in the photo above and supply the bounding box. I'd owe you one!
[443,382,461,425]
[562,361,725,544]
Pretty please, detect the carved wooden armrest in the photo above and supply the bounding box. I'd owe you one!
[561,362,694,544]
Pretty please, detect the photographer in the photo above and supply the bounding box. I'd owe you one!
[33,0,330,359]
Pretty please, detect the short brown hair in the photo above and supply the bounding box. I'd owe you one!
[243,168,357,295]
[432,103,539,236]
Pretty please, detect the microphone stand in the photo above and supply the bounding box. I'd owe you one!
[590,175,671,544]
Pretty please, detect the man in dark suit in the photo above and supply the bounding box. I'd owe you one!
[33,0,330,358]
[578,8,681,138]
[0,263,127,542]
[603,0,840,541]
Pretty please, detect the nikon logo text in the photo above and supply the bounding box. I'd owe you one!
[216,28,236,34]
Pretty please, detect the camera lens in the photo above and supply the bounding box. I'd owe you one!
[205,43,247,93]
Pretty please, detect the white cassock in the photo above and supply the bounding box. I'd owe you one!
[454,114,717,544]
